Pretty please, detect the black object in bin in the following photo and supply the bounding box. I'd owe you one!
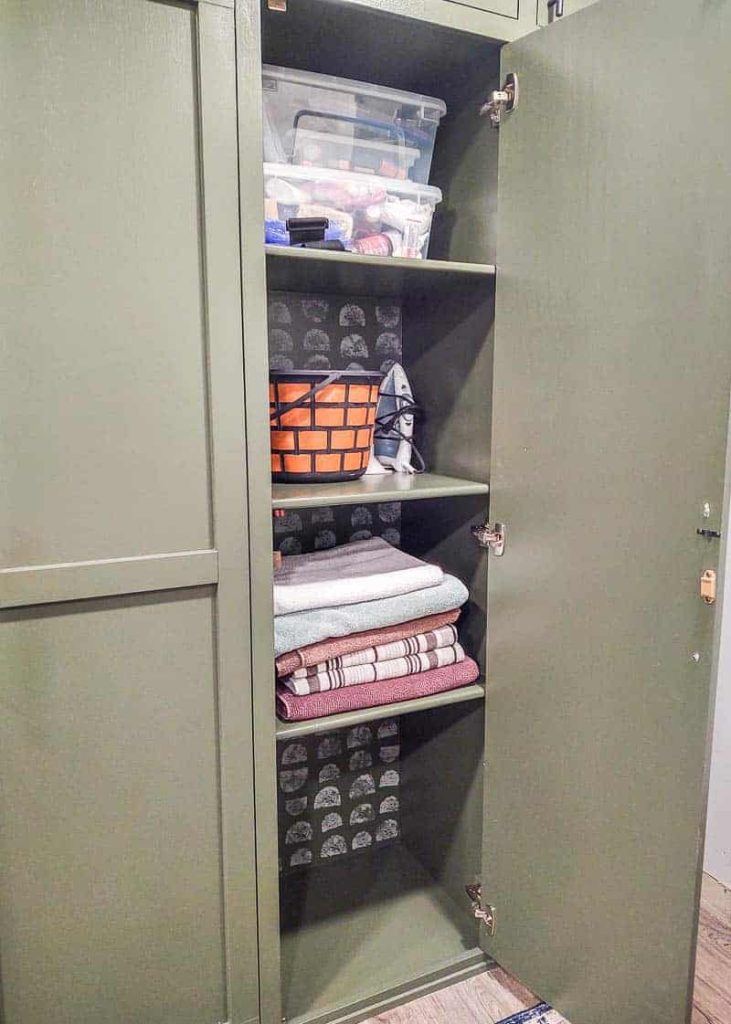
[286,216,346,251]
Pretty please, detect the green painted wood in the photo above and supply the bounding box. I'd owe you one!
[0,590,227,1024]
[484,3,731,1023]
[275,683,486,739]
[537,0,599,26]
[265,246,496,299]
[272,473,489,511]
[195,5,260,1022]
[1,2,258,1022]
[284,953,488,1024]
[235,3,284,1023]
[1,0,213,569]
[0,550,218,609]
[280,845,481,1022]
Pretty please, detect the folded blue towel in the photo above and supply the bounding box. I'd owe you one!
[274,573,469,657]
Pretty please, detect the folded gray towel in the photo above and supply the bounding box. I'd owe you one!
[274,573,469,657]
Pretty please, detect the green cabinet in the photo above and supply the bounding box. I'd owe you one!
[1,2,258,1023]
[241,1,731,1024]
[3,0,730,1023]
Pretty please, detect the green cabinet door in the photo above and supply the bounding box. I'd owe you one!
[483,1,731,1022]
[1,2,258,1022]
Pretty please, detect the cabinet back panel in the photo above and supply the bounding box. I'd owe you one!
[0,590,226,1024]
[1,0,212,567]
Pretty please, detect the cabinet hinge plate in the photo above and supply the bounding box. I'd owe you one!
[465,882,496,936]
[479,73,518,129]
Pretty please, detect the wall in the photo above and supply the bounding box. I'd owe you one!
[705,547,731,887]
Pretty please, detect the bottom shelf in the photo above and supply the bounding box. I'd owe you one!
[280,844,481,1024]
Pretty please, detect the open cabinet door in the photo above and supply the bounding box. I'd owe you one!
[483,2,731,1023]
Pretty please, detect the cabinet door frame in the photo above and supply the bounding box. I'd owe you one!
[482,1,731,1022]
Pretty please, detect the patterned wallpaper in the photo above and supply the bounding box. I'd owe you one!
[270,291,404,868]
[268,291,402,374]
[278,719,401,872]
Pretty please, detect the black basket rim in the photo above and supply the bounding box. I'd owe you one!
[270,369,383,385]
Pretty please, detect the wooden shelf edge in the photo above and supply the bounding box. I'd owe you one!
[275,682,486,739]
[271,473,490,510]
[265,245,496,278]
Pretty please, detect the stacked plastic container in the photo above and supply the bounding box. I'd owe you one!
[262,65,446,260]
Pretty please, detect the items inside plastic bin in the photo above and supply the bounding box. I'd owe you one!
[262,65,446,260]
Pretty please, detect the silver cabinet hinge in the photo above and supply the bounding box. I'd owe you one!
[465,883,496,936]
[479,73,518,128]
[547,0,564,19]
[472,520,506,556]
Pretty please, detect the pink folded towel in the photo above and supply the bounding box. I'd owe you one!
[275,609,460,677]
[275,657,481,722]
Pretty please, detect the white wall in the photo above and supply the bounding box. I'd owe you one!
[705,538,731,887]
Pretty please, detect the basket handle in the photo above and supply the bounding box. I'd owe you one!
[270,371,344,423]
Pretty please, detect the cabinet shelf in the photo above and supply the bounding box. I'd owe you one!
[265,245,496,298]
[275,681,486,739]
[272,471,489,510]
[280,844,484,1024]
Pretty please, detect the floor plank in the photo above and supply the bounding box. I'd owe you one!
[364,873,731,1024]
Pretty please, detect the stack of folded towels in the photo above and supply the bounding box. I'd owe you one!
[274,537,480,721]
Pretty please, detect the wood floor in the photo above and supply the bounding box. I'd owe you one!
[365,874,731,1024]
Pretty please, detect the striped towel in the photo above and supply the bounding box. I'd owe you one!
[290,624,458,679]
[282,642,465,695]
[276,657,480,721]
[275,609,460,677]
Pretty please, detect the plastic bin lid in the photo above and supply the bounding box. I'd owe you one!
[262,64,447,121]
[263,162,443,203]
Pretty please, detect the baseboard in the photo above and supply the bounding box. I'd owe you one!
[284,948,490,1024]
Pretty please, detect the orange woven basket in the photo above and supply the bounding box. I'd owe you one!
[270,370,383,483]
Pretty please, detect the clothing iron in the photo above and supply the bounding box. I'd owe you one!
[367,362,424,475]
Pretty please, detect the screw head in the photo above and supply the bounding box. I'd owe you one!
[691,652,701,663]
[703,502,711,519]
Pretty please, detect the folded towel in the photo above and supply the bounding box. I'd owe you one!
[291,623,458,678]
[283,641,465,694]
[276,656,481,721]
[273,537,443,615]
[274,573,469,657]
[275,608,461,676]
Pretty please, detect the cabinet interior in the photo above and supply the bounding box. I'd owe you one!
[263,5,501,1021]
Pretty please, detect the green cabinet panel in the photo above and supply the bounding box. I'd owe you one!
[1,0,212,568]
[1,2,259,1022]
[0,592,226,1024]
[442,0,518,19]
[484,1,731,1022]
[537,0,600,26]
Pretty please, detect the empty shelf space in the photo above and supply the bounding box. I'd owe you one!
[265,245,496,298]
[280,844,483,1024]
[272,472,489,510]
[275,682,486,740]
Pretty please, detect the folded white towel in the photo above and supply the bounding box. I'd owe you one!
[273,537,443,616]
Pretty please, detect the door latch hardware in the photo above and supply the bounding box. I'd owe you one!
[472,521,506,556]
[480,73,519,128]
[697,528,722,540]
[465,883,496,936]
[547,0,564,19]
[701,569,717,604]
[267,0,287,11]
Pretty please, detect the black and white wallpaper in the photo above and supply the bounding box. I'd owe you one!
[278,719,401,872]
[268,291,402,374]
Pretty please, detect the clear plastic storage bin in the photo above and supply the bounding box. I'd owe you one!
[264,163,442,260]
[262,65,446,186]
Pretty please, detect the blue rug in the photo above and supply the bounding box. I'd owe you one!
[498,1004,555,1024]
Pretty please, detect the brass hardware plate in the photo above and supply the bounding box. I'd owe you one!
[472,521,506,556]
[267,0,287,11]
[465,882,496,936]
[701,569,717,604]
